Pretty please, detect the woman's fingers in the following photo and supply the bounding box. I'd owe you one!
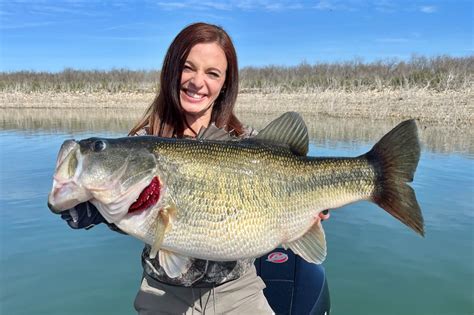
[319,209,330,221]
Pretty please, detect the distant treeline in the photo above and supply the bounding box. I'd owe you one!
[1,55,472,93]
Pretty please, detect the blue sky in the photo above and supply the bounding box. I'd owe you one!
[0,0,472,72]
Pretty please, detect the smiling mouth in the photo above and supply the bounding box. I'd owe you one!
[128,177,161,213]
[182,88,207,100]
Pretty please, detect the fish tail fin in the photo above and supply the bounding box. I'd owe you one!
[366,120,425,236]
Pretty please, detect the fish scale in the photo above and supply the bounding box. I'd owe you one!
[154,139,377,260]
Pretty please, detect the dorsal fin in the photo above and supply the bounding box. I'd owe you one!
[197,123,236,141]
[254,112,309,156]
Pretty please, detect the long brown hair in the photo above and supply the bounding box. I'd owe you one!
[129,22,243,137]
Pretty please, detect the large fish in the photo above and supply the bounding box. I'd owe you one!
[48,112,424,278]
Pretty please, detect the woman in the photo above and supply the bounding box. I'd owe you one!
[62,22,330,314]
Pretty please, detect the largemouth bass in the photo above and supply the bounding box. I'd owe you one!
[48,112,424,278]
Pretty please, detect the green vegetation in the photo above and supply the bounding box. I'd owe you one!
[1,55,472,93]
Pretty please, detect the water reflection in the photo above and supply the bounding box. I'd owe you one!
[1,108,472,155]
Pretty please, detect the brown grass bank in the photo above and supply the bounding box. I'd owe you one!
[2,106,472,154]
[1,88,472,126]
[2,56,472,93]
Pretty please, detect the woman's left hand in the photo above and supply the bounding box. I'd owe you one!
[319,209,330,221]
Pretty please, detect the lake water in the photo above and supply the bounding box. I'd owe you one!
[0,109,473,315]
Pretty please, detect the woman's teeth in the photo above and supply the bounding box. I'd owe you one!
[186,90,205,99]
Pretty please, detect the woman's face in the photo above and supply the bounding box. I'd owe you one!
[180,42,227,123]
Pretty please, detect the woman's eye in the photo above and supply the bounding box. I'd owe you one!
[208,72,220,78]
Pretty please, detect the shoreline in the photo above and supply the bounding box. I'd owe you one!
[1,89,472,126]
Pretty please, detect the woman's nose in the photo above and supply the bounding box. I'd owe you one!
[189,71,205,88]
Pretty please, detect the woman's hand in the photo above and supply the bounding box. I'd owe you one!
[60,202,106,230]
[318,209,330,221]
[60,202,126,234]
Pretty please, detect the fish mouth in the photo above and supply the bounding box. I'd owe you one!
[128,176,161,214]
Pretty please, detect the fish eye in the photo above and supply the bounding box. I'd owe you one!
[92,140,106,152]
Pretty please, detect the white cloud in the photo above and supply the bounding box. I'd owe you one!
[233,0,302,11]
[374,0,397,13]
[102,22,148,32]
[376,37,410,43]
[314,1,348,11]
[156,0,303,12]
[0,21,55,30]
[86,35,162,42]
[156,2,188,10]
[201,1,233,10]
[420,5,437,13]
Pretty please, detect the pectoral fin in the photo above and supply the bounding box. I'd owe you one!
[283,221,327,264]
[159,250,192,278]
[149,211,167,259]
[149,202,190,278]
[149,203,175,259]
[149,224,165,259]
